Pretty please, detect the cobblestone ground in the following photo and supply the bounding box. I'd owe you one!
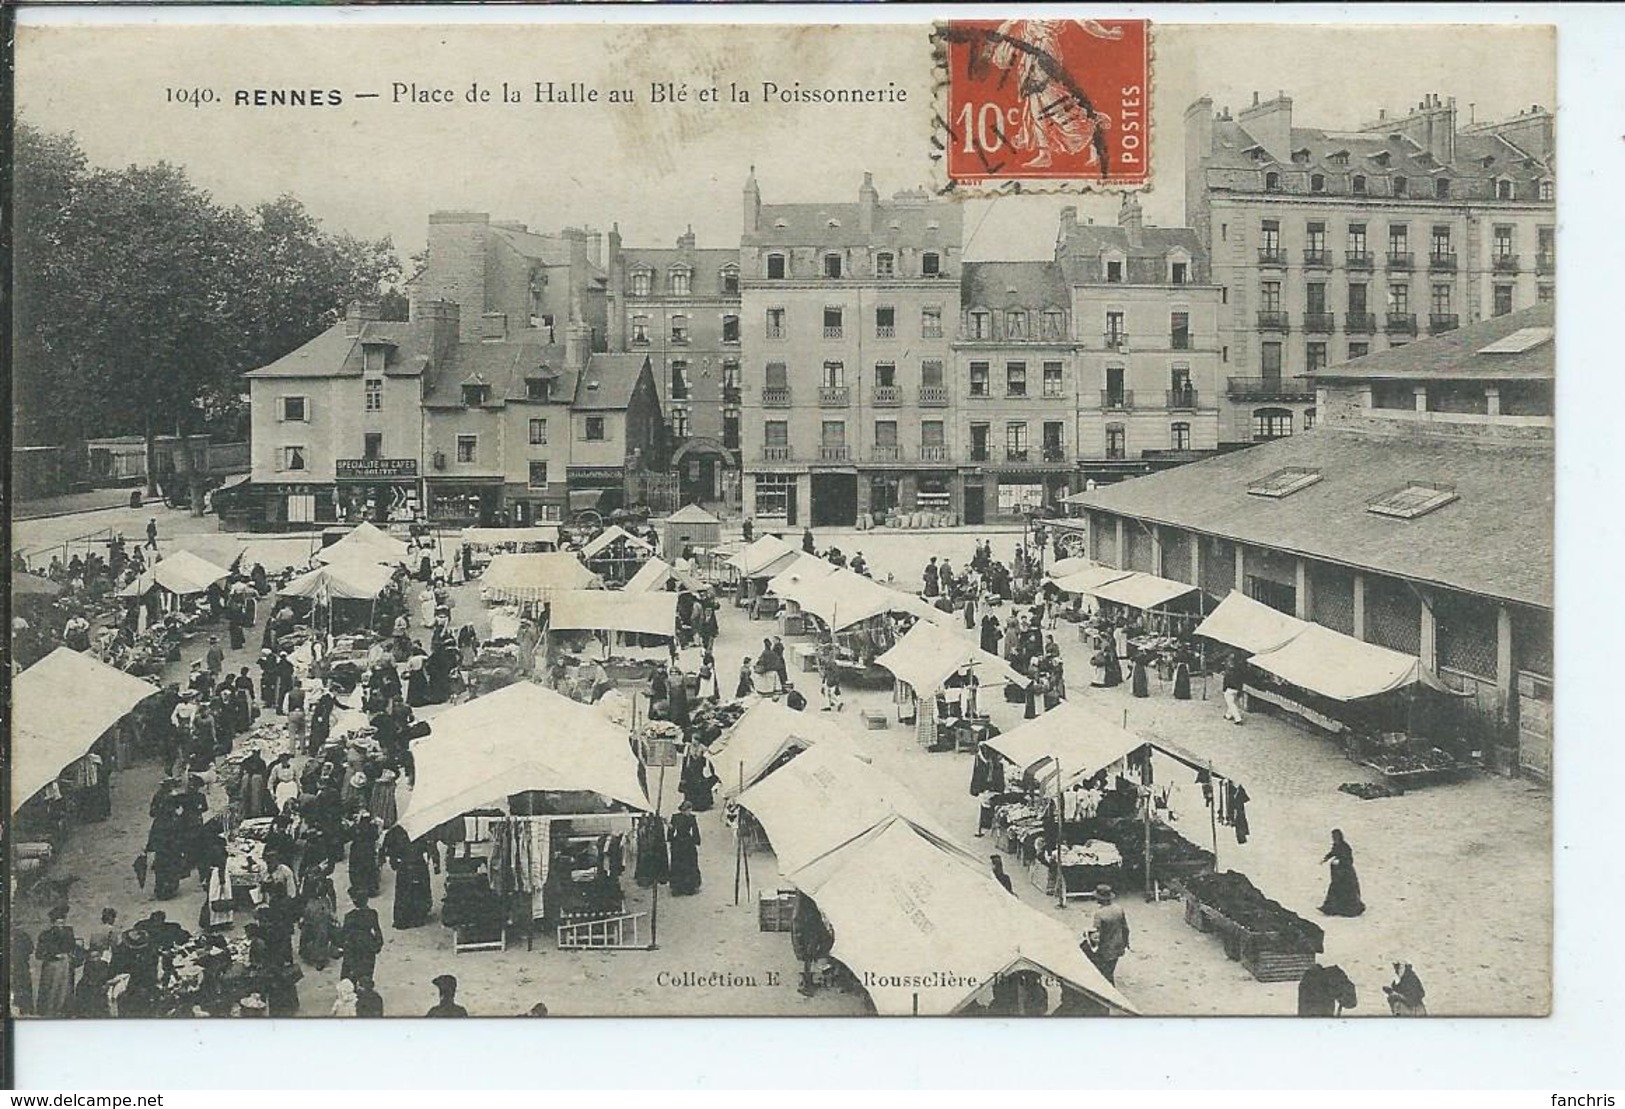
[10,520,1550,1018]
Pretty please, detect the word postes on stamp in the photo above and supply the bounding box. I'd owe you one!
[939,18,1150,190]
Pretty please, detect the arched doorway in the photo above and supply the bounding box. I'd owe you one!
[669,437,739,509]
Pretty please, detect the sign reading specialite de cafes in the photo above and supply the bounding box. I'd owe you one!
[335,459,419,481]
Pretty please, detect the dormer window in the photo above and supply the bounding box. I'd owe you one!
[1539,179,1554,201]
[1393,175,1408,197]
[1265,171,1282,192]
[462,383,490,406]
[766,253,786,280]
[1371,151,1391,167]
[1041,308,1065,340]
[774,218,788,230]
[1329,151,1349,166]
[826,218,841,229]
[823,253,843,279]
[1105,256,1125,283]
[1292,148,1311,165]
[1352,174,1368,195]
[875,252,895,278]
[526,377,551,402]
[1168,253,1191,285]
[630,271,651,297]
[922,251,941,277]
[362,347,386,375]
[1006,310,1028,340]
[1434,177,1451,199]
[968,309,991,340]
[1496,179,1515,200]
[1310,174,1325,193]
[720,267,740,294]
[669,268,691,297]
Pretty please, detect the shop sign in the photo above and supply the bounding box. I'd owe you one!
[335,458,419,481]
[568,466,626,483]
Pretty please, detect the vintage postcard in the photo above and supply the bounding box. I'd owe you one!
[7,13,1555,1028]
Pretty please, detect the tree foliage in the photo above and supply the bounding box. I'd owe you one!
[12,122,402,448]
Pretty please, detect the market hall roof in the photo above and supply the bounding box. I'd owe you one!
[1308,303,1554,383]
[1067,428,1552,610]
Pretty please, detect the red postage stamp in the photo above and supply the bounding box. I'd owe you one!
[938,19,1150,189]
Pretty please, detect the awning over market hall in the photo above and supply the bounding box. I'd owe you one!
[788,819,1136,1016]
[481,552,601,602]
[278,560,396,600]
[117,549,230,598]
[1195,592,1448,700]
[397,682,651,838]
[874,619,1029,693]
[12,648,160,812]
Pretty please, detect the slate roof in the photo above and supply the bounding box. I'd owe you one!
[573,353,652,411]
[421,340,576,409]
[961,261,1069,311]
[1067,428,1553,609]
[1311,304,1554,383]
[1205,118,1552,184]
[244,320,430,379]
[621,248,740,298]
[748,198,963,248]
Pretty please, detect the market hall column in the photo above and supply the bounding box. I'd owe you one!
[1352,573,1367,641]
[1418,587,1438,671]
[1294,558,1312,621]
[1115,517,1127,570]
[1496,605,1515,720]
[1233,542,1246,594]
[1150,526,1164,579]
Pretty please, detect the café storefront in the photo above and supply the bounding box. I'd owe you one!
[335,458,422,524]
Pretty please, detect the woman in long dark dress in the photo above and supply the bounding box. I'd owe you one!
[381,824,437,929]
[1319,829,1366,917]
[298,864,338,969]
[678,748,719,813]
[34,906,78,1017]
[347,814,382,900]
[241,750,272,820]
[667,803,703,896]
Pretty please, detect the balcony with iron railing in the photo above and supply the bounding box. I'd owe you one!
[1303,312,1335,334]
[630,334,650,346]
[1536,251,1556,274]
[1166,387,1199,410]
[1345,250,1374,270]
[1492,253,1521,273]
[818,385,850,407]
[761,445,792,461]
[1258,247,1288,266]
[1428,252,1458,273]
[669,334,690,346]
[761,386,792,408]
[722,384,742,404]
[818,445,851,462]
[920,445,949,462]
[872,385,902,407]
[870,444,902,462]
[822,326,844,339]
[1102,331,1130,351]
[918,385,949,407]
[1428,313,1460,334]
[1227,376,1316,402]
[1303,249,1332,269]
[1386,251,1415,271]
[1385,312,1419,335]
[1257,310,1291,331]
[1100,389,1135,410]
[1345,312,1377,334]
[875,325,896,339]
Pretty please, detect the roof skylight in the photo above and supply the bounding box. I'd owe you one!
[1247,467,1323,499]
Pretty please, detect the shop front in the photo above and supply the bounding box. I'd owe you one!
[219,481,340,532]
[990,468,1072,522]
[426,477,504,526]
[567,465,629,521]
[335,458,422,524]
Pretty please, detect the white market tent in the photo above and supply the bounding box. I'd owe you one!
[623,557,707,596]
[117,549,230,598]
[278,560,396,600]
[777,566,955,633]
[12,649,159,812]
[711,700,871,797]
[580,525,655,561]
[874,619,1030,693]
[765,554,839,603]
[728,535,799,579]
[983,700,1151,789]
[397,682,651,838]
[1087,572,1200,611]
[313,521,410,567]
[547,589,677,638]
[787,820,1136,1016]
[1194,592,1307,656]
[1248,622,1448,701]
[482,552,601,603]
[736,744,971,879]
[1051,564,1134,596]
[1047,556,1098,580]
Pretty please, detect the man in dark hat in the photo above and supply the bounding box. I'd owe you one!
[1084,884,1130,984]
[427,974,468,1017]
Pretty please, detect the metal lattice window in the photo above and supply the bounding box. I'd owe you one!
[1161,530,1192,584]
[1124,523,1154,574]
[1365,577,1421,656]
[1435,593,1499,680]
[1201,537,1235,599]
[1514,606,1553,678]
[1310,565,1356,636]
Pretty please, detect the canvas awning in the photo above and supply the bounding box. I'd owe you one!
[278,561,395,601]
[117,549,230,597]
[712,700,871,797]
[1047,556,1097,580]
[790,821,1136,1016]
[313,522,410,567]
[1087,571,1199,611]
[736,744,967,879]
[12,648,159,812]
[481,552,600,602]
[1194,592,1308,656]
[765,554,839,602]
[623,557,708,595]
[460,526,560,548]
[1248,622,1447,700]
[728,534,799,578]
[1051,564,1134,596]
[547,589,677,637]
[580,525,655,560]
[983,701,1150,788]
[397,682,650,838]
[874,620,1029,693]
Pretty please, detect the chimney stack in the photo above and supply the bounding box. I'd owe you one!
[1118,194,1144,249]
[345,299,380,338]
[858,171,879,235]
[677,224,696,252]
[744,165,761,234]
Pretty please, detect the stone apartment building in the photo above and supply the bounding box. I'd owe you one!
[1185,91,1555,446]
[738,171,963,528]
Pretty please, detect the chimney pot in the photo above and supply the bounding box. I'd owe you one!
[1252,91,1260,106]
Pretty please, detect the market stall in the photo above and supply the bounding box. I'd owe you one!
[313,521,410,568]
[711,700,870,799]
[577,525,656,586]
[659,504,722,558]
[1177,870,1325,983]
[117,550,230,615]
[397,683,653,951]
[727,535,800,613]
[481,552,601,607]
[276,560,397,634]
[873,619,1029,749]
[458,526,562,575]
[623,557,710,597]
[783,819,1136,1016]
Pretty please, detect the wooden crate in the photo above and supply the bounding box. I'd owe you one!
[860,710,889,730]
[1243,948,1317,983]
[758,890,797,933]
[640,736,680,767]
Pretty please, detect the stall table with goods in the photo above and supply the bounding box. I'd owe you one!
[1174,869,1326,983]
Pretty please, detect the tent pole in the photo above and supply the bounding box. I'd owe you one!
[1054,758,1066,909]
[1208,760,1219,871]
[734,760,745,907]
[1143,780,1154,899]
[648,754,668,950]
